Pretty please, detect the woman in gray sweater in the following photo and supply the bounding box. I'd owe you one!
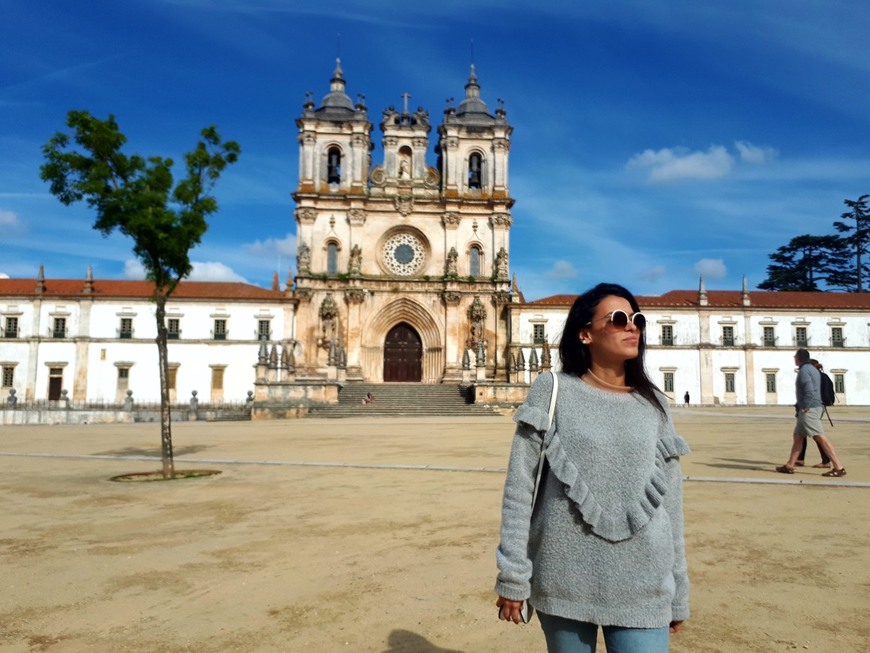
[496,283,690,652]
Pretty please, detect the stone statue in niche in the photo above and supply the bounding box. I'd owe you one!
[399,159,410,179]
[495,246,509,280]
[319,293,339,346]
[297,243,311,275]
[466,295,487,349]
[348,244,362,275]
[445,247,458,276]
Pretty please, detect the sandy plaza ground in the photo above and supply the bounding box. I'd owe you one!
[1,404,869,653]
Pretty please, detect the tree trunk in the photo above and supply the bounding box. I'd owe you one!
[155,292,175,479]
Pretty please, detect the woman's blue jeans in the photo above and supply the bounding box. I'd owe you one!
[538,612,670,653]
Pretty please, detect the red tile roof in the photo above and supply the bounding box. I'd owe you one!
[0,278,286,301]
[525,290,870,310]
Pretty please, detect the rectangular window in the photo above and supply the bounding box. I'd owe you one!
[663,372,674,393]
[167,318,180,340]
[211,367,224,391]
[117,367,130,392]
[119,317,133,339]
[470,247,481,277]
[168,367,178,391]
[258,319,271,340]
[661,325,674,346]
[532,324,546,344]
[766,373,777,393]
[831,327,844,348]
[762,326,775,347]
[834,373,845,394]
[213,319,227,341]
[4,317,19,338]
[725,372,735,393]
[2,366,13,387]
[53,317,66,338]
[795,326,808,347]
[722,326,734,347]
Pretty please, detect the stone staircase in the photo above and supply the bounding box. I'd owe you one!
[307,383,504,418]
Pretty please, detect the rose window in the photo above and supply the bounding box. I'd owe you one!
[382,232,426,276]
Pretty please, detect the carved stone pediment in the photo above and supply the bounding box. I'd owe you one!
[442,212,460,228]
[344,288,366,304]
[395,194,414,217]
[489,213,512,228]
[441,291,461,306]
[347,209,367,225]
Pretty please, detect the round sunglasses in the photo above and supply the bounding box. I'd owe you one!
[586,309,647,330]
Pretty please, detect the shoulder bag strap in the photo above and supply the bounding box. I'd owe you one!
[531,371,558,508]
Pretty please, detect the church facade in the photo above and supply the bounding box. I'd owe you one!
[291,61,514,384]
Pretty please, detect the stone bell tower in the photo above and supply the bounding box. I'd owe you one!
[292,61,514,384]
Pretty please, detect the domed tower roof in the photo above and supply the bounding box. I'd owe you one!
[455,64,494,123]
[315,58,355,119]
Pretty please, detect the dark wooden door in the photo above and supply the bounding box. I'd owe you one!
[383,323,422,382]
[48,376,62,401]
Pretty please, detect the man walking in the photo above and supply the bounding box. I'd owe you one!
[776,349,846,477]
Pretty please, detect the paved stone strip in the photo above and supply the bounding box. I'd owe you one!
[1,451,868,488]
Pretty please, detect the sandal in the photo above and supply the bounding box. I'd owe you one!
[812,462,832,469]
[775,465,795,474]
[822,468,847,478]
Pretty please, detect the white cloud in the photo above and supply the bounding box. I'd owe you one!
[123,259,247,283]
[627,146,734,182]
[244,233,297,258]
[735,141,778,165]
[124,259,146,279]
[694,258,727,279]
[0,209,22,231]
[638,265,667,282]
[0,272,9,279]
[189,261,248,283]
[546,260,578,280]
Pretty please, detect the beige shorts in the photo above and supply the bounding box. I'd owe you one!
[795,406,824,437]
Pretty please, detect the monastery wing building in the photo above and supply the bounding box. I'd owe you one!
[3,63,870,411]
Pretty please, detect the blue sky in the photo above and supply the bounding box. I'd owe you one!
[2,1,869,301]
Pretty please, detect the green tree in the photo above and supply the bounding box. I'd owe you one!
[757,234,844,291]
[828,195,870,292]
[40,110,240,478]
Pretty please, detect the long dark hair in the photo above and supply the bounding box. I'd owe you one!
[558,282,666,416]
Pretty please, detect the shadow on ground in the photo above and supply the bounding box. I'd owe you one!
[95,445,211,457]
[381,629,464,653]
[697,458,778,472]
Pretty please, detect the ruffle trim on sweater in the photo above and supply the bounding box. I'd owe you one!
[540,430,690,544]
[512,404,551,433]
[512,382,690,543]
[658,433,691,460]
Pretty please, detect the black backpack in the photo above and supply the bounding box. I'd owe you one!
[820,372,836,406]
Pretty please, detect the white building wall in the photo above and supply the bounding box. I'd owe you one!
[511,302,870,406]
[1,291,291,405]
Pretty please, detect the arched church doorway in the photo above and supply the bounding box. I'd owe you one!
[383,322,422,382]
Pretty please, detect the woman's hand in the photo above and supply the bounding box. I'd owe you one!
[669,620,684,634]
[496,595,525,624]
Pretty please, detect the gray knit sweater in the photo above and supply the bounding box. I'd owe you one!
[495,372,690,628]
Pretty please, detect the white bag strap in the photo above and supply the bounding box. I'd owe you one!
[531,371,558,508]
